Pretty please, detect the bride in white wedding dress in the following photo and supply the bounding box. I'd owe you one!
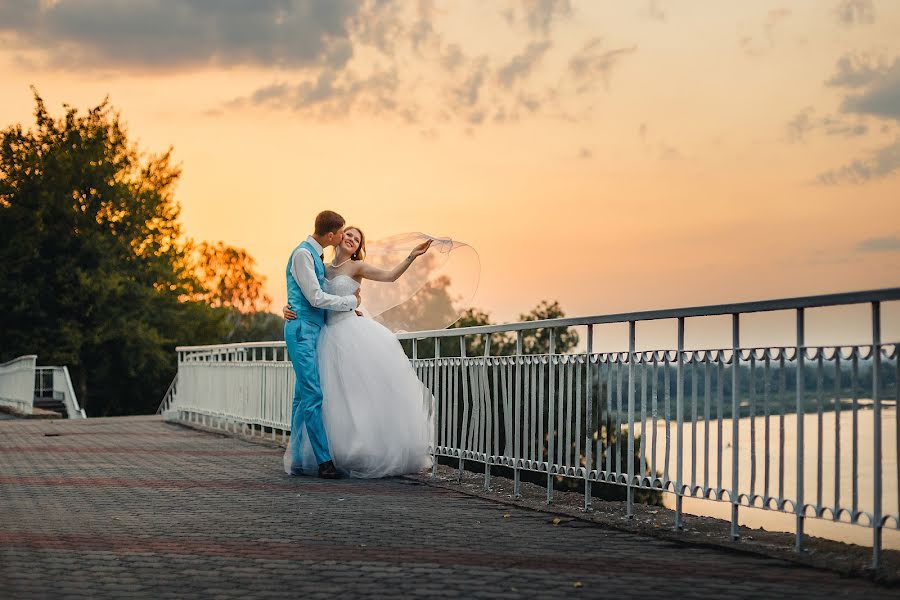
[283,228,435,478]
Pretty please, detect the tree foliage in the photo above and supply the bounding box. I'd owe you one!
[188,241,271,312]
[443,300,579,357]
[0,91,278,415]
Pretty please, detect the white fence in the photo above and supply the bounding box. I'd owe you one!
[0,355,37,415]
[161,344,294,439]
[164,287,900,568]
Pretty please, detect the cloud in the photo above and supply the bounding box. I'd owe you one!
[567,38,637,94]
[826,52,891,89]
[517,93,542,113]
[439,43,466,72]
[840,60,900,121]
[740,8,792,56]
[641,1,667,22]
[786,107,867,142]
[497,41,552,88]
[820,115,868,137]
[834,0,875,27]
[451,57,490,109]
[786,107,815,142]
[824,53,900,121]
[815,137,900,184]
[13,0,372,72]
[795,53,899,185]
[503,0,573,36]
[856,234,900,252]
[7,0,637,131]
[409,0,441,55]
[229,66,414,122]
[0,0,365,71]
[352,1,406,55]
[659,143,682,160]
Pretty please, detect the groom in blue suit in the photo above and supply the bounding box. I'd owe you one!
[285,210,360,478]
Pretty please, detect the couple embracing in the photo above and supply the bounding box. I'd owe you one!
[282,210,434,479]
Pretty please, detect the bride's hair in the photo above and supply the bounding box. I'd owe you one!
[346,226,366,261]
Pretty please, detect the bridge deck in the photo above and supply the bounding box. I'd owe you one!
[0,416,892,598]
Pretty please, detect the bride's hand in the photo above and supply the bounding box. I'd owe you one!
[283,305,297,320]
[408,239,433,259]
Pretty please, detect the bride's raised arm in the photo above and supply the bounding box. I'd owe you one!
[356,239,433,282]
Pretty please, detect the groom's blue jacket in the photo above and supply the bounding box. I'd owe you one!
[284,239,331,467]
[286,240,326,326]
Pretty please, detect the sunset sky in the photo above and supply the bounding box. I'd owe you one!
[1,0,898,343]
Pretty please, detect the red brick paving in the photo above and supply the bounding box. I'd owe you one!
[0,415,893,599]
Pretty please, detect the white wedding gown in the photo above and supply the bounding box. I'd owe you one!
[287,274,434,478]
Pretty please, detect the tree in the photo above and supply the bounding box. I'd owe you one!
[0,91,227,415]
[188,240,284,342]
[188,241,271,312]
[518,300,579,354]
[436,301,578,357]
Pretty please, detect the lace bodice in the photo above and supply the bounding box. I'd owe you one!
[324,275,361,324]
[324,274,361,296]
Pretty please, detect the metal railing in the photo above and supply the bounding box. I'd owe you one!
[34,366,87,419]
[0,355,37,415]
[164,343,295,440]
[397,287,899,568]
[165,288,899,568]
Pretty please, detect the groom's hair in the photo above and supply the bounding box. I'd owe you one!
[314,210,345,235]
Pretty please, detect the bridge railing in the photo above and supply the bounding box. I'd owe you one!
[397,287,900,569]
[0,355,38,415]
[167,288,899,568]
[165,343,294,439]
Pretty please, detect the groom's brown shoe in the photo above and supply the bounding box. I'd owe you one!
[318,460,342,479]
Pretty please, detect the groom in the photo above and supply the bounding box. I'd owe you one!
[285,210,360,478]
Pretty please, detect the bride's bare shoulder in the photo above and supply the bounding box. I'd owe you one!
[346,260,365,278]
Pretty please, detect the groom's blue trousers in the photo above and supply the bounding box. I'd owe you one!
[284,319,332,468]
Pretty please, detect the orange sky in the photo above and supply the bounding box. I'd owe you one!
[1,1,898,340]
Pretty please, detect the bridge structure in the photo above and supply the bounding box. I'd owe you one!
[0,355,85,419]
[2,288,899,597]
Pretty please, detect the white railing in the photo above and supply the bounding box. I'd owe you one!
[398,287,900,569]
[163,343,295,440]
[35,366,87,419]
[165,287,900,568]
[0,355,37,415]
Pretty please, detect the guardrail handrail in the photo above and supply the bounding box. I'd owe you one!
[163,288,900,569]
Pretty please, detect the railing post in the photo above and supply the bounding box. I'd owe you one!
[675,317,685,530]
[627,321,636,519]
[795,308,805,552]
[514,331,523,499]
[432,338,441,480]
[731,314,740,541]
[584,324,594,512]
[872,301,882,569]
[459,335,467,483]
[547,329,556,504]
[484,333,492,492]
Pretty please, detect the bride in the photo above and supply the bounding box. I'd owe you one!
[282,227,435,478]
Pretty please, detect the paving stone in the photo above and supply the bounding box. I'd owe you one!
[0,415,894,598]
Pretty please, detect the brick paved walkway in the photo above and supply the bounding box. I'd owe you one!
[0,416,892,599]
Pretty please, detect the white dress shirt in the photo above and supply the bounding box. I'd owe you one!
[290,236,357,312]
